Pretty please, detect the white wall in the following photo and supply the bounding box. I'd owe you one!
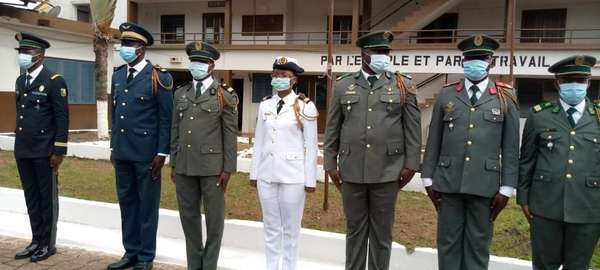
[48,0,127,28]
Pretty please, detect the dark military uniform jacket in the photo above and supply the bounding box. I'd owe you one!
[421,80,520,198]
[518,99,600,223]
[170,80,238,176]
[324,71,422,184]
[14,65,69,159]
[110,61,173,163]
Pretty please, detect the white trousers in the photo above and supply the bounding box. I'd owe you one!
[257,180,306,270]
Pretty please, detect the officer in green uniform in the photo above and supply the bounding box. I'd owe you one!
[324,31,422,270]
[421,35,520,270]
[170,41,238,270]
[518,55,600,270]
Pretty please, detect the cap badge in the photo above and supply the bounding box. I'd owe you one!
[575,55,585,66]
[474,35,483,46]
[276,57,288,65]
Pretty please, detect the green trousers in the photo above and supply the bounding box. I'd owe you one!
[437,193,493,270]
[341,181,399,270]
[175,175,225,270]
[531,215,600,270]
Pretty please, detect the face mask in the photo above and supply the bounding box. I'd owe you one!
[367,54,391,74]
[119,46,139,63]
[17,53,36,69]
[559,83,588,105]
[463,59,489,81]
[189,62,210,80]
[271,77,291,91]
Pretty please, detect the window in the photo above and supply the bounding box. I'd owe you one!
[161,15,185,44]
[203,13,224,44]
[42,57,96,104]
[417,13,458,44]
[325,16,355,44]
[242,15,283,36]
[521,9,567,43]
[252,73,273,103]
[75,4,90,23]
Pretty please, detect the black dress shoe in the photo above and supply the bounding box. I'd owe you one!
[29,246,56,262]
[14,243,39,260]
[133,261,153,270]
[107,256,138,270]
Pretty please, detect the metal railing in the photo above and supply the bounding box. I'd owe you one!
[151,28,600,46]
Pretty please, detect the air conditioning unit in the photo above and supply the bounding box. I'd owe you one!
[170,57,183,64]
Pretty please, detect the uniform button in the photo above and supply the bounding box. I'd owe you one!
[19,115,23,119]
[208,109,212,112]
[389,99,393,102]
[369,91,374,95]
[36,99,40,103]
[140,96,144,100]
[124,89,128,93]
[594,138,598,143]
[467,140,472,145]
[120,115,124,119]
[469,124,474,129]
[368,108,373,112]
[570,145,575,151]
[143,131,148,135]
[122,102,126,106]
[187,130,192,134]
[366,144,371,148]
[187,144,191,148]
[193,103,197,107]
[120,129,125,133]
[568,159,574,164]
[470,108,475,112]
[209,149,213,152]
[570,131,576,135]
[190,116,194,120]
[23,93,27,97]
[21,105,25,108]
[18,127,22,131]
[465,156,471,161]
[566,173,572,179]
[41,130,44,133]
[548,135,552,139]
[367,126,372,129]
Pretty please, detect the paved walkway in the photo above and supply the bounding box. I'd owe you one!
[0,236,184,270]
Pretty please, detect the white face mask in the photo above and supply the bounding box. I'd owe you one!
[18,53,38,69]
[189,62,210,80]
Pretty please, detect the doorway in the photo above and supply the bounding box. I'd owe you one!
[296,75,327,133]
[233,79,244,131]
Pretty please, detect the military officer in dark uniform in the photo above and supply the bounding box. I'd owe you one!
[421,35,520,270]
[518,55,600,270]
[107,23,173,270]
[12,32,68,263]
[170,42,238,270]
[324,31,422,270]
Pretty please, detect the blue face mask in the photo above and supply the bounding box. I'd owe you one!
[559,83,588,105]
[367,54,391,74]
[17,53,35,69]
[189,62,210,80]
[119,46,139,63]
[271,77,291,91]
[463,59,489,81]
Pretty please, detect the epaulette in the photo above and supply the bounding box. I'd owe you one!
[221,83,236,94]
[153,64,168,73]
[50,74,61,80]
[444,81,460,87]
[495,81,513,89]
[532,101,554,113]
[262,95,272,101]
[336,72,354,81]
[394,71,412,80]
[297,93,311,104]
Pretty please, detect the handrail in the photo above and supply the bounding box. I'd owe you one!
[369,0,415,29]
[417,73,445,89]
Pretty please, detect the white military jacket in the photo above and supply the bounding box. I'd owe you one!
[250,91,318,187]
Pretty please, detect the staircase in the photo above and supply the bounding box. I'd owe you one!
[390,0,464,34]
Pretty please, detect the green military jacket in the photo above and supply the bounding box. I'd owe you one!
[170,80,238,176]
[421,80,520,198]
[323,71,421,184]
[518,99,600,223]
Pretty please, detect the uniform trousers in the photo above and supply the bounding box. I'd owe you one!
[437,193,493,270]
[175,174,225,270]
[531,215,600,270]
[257,180,306,270]
[16,157,59,247]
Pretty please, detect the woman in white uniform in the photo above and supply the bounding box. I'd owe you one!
[250,56,318,270]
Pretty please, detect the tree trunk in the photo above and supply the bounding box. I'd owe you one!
[94,34,110,139]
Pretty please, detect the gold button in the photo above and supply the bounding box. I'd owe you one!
[209,149,213,152]
[470,108,475,112]
[368,108,373,112]
[389,99,393,102]
[469,124,474,129]
[570,131,576,135]
[120,129,125,132]
[566,173,572,179]
[548,135,552,139]
[467,140,472,145]
[187,144,191,148]
[570,145,575,151]
[568,159,574,164]
[367,126,372,129]
[594,138,598,143]
[465,157,471,161]
[190,116,194,120]
[369,91,374,95]
[366,144,371,148]
[187,130,192,134]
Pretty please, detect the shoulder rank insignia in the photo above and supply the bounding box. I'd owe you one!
[153,64,168,72]
[445,101,455,113]
[394,71,412,80]
[298,93,311,104]
[262,95,272,101]
[60,88,67,97]
[532,101,554,113]
[50,74,61,80]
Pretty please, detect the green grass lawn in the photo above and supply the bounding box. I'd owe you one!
[1,150,599,267]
